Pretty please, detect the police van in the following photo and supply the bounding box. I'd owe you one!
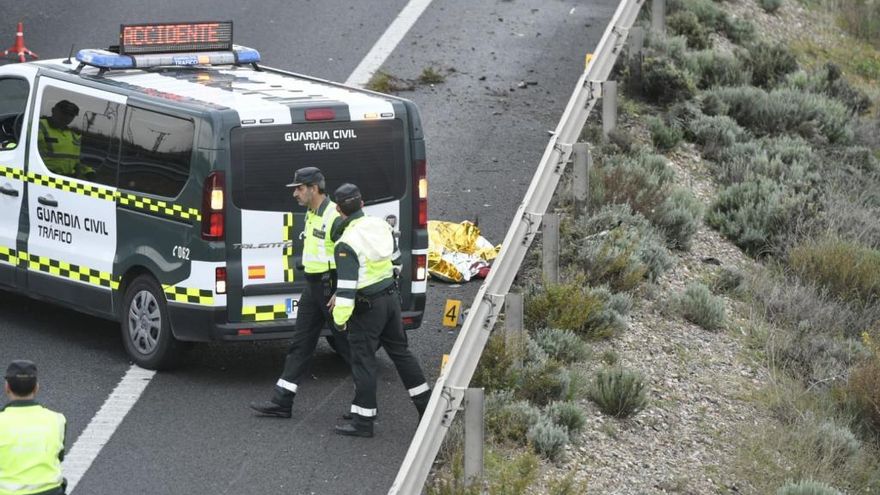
[0,21,429,369]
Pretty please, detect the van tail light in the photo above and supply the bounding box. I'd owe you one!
[414,159,427,228]
[305,108,335,121]
[201,171,225,240]
[413,254,427,282]
[215,267,227,294]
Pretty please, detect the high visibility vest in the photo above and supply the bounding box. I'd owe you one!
[0,404,66,495]
[332,215,395,326]
[301,198,340,274]
[38,119,81,176]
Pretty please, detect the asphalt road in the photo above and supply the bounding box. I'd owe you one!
[0,1,617,493]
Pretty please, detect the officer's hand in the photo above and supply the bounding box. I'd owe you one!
[327,294,336,310]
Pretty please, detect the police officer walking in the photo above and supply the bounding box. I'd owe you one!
[330,183,430,438]
[0,360,67,495]
[250,167,352,418]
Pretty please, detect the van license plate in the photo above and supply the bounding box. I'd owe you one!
[285,298,299,319]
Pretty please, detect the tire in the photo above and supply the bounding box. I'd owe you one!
[121,275,184,370]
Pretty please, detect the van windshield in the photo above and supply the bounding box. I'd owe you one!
[231,120,407,212]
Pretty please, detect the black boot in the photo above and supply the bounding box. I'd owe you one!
[412,390,431,419]
[249,388,294,418]
[335,414,374,437]
[342,410,379,420]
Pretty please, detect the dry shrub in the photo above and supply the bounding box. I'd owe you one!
[788,238,880,305]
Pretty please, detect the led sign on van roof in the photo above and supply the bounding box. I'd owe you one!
[119,21,233,55]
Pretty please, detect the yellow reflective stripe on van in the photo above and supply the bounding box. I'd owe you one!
[0,165,24,181]
[282,213,295,283]
[27,171,117,201]
[163,285,214,305]
[0,245,119,289]
[0,166,199,223]
[242,304,289,322]
[24,253,119,289]
[117,192,201,222]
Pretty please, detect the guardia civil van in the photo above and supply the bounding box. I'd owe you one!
[0,21,429,369]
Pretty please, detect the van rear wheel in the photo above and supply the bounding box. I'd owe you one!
[121,275,183,370]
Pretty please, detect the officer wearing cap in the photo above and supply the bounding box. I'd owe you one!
[330,183,430,437]
[0,360,67,495]
[250,166,352,418]
[37,100,88,178]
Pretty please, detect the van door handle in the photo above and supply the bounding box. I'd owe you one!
[0,184,18,197]
[38,195,58,207]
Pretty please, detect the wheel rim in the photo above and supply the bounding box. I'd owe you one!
[128,290,161,355]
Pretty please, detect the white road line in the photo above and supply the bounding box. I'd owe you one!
[62,365,155,493]
[345,0,436,87]
[60,2,431,491]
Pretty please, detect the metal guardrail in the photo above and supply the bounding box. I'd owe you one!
[388,0,647,491]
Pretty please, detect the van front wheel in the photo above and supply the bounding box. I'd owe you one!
[121,275,183,370]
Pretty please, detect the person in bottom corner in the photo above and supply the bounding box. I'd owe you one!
[0,360,67,495]
[329,183,431,438]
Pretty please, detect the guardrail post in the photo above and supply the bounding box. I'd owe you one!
[542,213,559,285]
[602,80,618,139]
[629,26,645,56]
[651,0,666,35]
[572,143,590,219]
[463,388,485,487]
[504,292,525,368]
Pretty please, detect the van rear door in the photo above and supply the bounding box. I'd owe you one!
[228,119,408,325]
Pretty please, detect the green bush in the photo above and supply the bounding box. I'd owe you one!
[776,480,843,495]
[689,114,749,159]
[773,330,864,387]
[597,153,675,214]
[759,0,783,14]
[567,222,670,288]
[655,188,703,250]
[545,401,588,440]
[712,265,745,294]
[525,282,622,338]
[788,238,880,304]
[684,50,752,88]
[519,360,572,406]
[678,282,726,330]
[713,136,818,189]
[700,91,730,116]
[847,349,880,436]
[813,420,861,464]
[706,178,804,256]
[649,116,684,151]
[705,86,853,144]
[533,328,590,364]
[783,64,871,115]
[641,56,698,104]
[473,333,521,392]
[588,367,648,418]
[667,100,704,130]
[486,391,542,444]
[668,11,712,49]
[645,34,689,64]
[527,417,570,461]
[670,0,727,30]
[743,40,798,88]
[721,16,756,44]
[547,473,589,495]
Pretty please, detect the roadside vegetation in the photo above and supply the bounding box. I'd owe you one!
[428,0,880,492]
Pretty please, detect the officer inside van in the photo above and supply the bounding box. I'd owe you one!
[38,100,85,177]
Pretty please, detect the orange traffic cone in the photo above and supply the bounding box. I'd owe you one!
[3,22,38,63]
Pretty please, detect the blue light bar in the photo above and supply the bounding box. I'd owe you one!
[75,45,260,70]
[76,49,135,69]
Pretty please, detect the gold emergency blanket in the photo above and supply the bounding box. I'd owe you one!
[427,220,500,283]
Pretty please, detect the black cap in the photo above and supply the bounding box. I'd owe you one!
[5,360,37,380]
[334,183,362,215]
[285,166,325,188]
[55,100,79,117]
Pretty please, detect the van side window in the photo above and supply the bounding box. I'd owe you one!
[37,87,121,186]
[0,78,29,151]
[119,108,193,198]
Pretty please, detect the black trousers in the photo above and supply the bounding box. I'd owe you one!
[347,289,428,418]
[274,276,351,405]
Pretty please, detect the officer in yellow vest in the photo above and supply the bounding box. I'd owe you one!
[0,360,67,495]
[250,167,352,418]
[37,100,87,178]
[330,183,430,438]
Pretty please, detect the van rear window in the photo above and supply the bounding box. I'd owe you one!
[231,120,407,212]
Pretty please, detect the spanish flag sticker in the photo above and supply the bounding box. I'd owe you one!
[248,265,266,280]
